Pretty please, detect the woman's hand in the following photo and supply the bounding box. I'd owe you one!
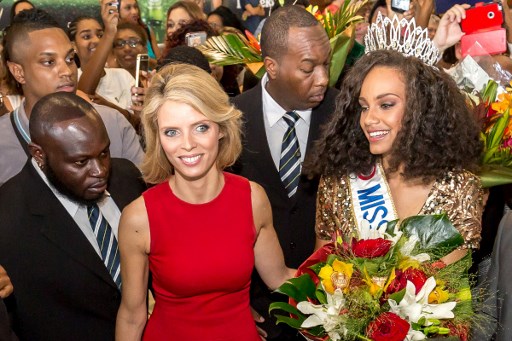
[101,0,119,36]
[432,4,469,54]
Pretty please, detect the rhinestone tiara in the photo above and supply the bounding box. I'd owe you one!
[364,13,440,66]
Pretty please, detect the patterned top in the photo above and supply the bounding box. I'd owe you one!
[316,170,484,249]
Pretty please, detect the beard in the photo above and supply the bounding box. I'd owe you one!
[44,161,108,207]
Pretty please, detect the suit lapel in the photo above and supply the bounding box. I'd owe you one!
[25,165,118,290]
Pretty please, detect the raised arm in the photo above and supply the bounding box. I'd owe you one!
[251,182,295,291]
[78,0,119,94]
[115,196,150,341]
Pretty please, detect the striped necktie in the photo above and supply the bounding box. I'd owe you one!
[279,111,301,198]
[87,204,121,289]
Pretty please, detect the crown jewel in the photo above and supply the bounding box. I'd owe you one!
[364,13,440,66]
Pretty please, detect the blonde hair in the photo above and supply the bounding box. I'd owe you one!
[141,63,242,184]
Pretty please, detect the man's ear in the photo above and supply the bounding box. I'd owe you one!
[28,143,46,169]
[6,61,26,85]
[264,56,279,80]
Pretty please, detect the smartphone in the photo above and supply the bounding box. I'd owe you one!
[460,28,507,57]
[461,3,503,35]
[135,54,149,88]
[391,0,410,13]
[108,1,120,14]
[185,31,207,47]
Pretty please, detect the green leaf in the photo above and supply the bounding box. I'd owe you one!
[388,288,406,303]
[328,28,354,87]
[274,314,305,329]
[315,287,327,304]
[480,164,512,187]
[269,302,303,317]
[400,215,464,255]
[273,274,317,302]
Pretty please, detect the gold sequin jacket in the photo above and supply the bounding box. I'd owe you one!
[316,170,484,249]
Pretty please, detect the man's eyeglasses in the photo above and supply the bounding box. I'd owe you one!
[113,39,143,49]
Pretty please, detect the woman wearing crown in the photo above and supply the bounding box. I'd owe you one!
[308,15,484,266]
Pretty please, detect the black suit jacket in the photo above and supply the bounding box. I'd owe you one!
[0,158,146,341]
[232,84,338,339]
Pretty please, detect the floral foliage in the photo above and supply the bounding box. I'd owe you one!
[269,215,473,341]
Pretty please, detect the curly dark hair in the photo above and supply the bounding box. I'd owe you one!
[307,50,482,183]
[162,20,215,56]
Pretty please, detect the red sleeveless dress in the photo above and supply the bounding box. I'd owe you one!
[142,172,261,341]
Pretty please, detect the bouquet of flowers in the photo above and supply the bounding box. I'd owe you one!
[474,79,512,187]
[269,215,474,341]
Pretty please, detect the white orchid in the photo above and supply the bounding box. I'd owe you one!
[400,235,431,263]
[388,277,456,326]
[297,288,348,340]
[358,219,403,245]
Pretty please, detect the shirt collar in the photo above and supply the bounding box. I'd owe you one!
[261,73,312,127]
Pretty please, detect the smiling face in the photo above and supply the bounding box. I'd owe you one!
[359,66,406,165]
[266,25,331,111]
[73,19,103,66]
[7,28,77,111]
[40,114,111,205]
[167,7,193,38]
[157,100,223,182]
[113,28,146,76]
[119,0,140,24]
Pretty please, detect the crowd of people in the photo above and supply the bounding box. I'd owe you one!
[0,0,511,340]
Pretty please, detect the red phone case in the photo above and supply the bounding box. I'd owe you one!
[460,28,507,57]
[461,3,503,34]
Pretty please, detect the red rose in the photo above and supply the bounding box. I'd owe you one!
[351,238,392,258]
[386,268,428,295]
[367,312,410,341]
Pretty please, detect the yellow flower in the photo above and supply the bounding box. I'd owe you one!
[398,258,421,271]
[318,259,353,294]
[428,286,450,304]
[362,267,388,297]
[491,93,512,114]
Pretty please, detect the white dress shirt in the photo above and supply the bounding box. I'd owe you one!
[31,158,121,258]
[261,73,312,170]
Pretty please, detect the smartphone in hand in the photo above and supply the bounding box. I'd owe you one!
[460,2,503,35]
[185,31,207,47]
[135,54,149,88]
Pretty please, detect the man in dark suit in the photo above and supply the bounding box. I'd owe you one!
[232,5,338,340]
[0,92,146,340]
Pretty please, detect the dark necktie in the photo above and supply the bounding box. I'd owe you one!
[279,111,301,198]
[87,204,121,289]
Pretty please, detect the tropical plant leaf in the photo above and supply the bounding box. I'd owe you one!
[400,215,464,256]
[274,314,306,329]
[329,27,354,87]
[198,33,263,65]
[269,301,303,317]
[273,274,317,302]
[479,164,512,187]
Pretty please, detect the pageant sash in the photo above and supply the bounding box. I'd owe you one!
[348,163,397,231]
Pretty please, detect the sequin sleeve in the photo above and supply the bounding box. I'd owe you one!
[315,175,355,241]
[421,170,484,249]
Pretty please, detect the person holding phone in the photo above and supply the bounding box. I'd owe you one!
[115,63,294,340]
[69,1,136,123]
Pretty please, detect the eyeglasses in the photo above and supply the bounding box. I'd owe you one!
[113,39,143,49]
